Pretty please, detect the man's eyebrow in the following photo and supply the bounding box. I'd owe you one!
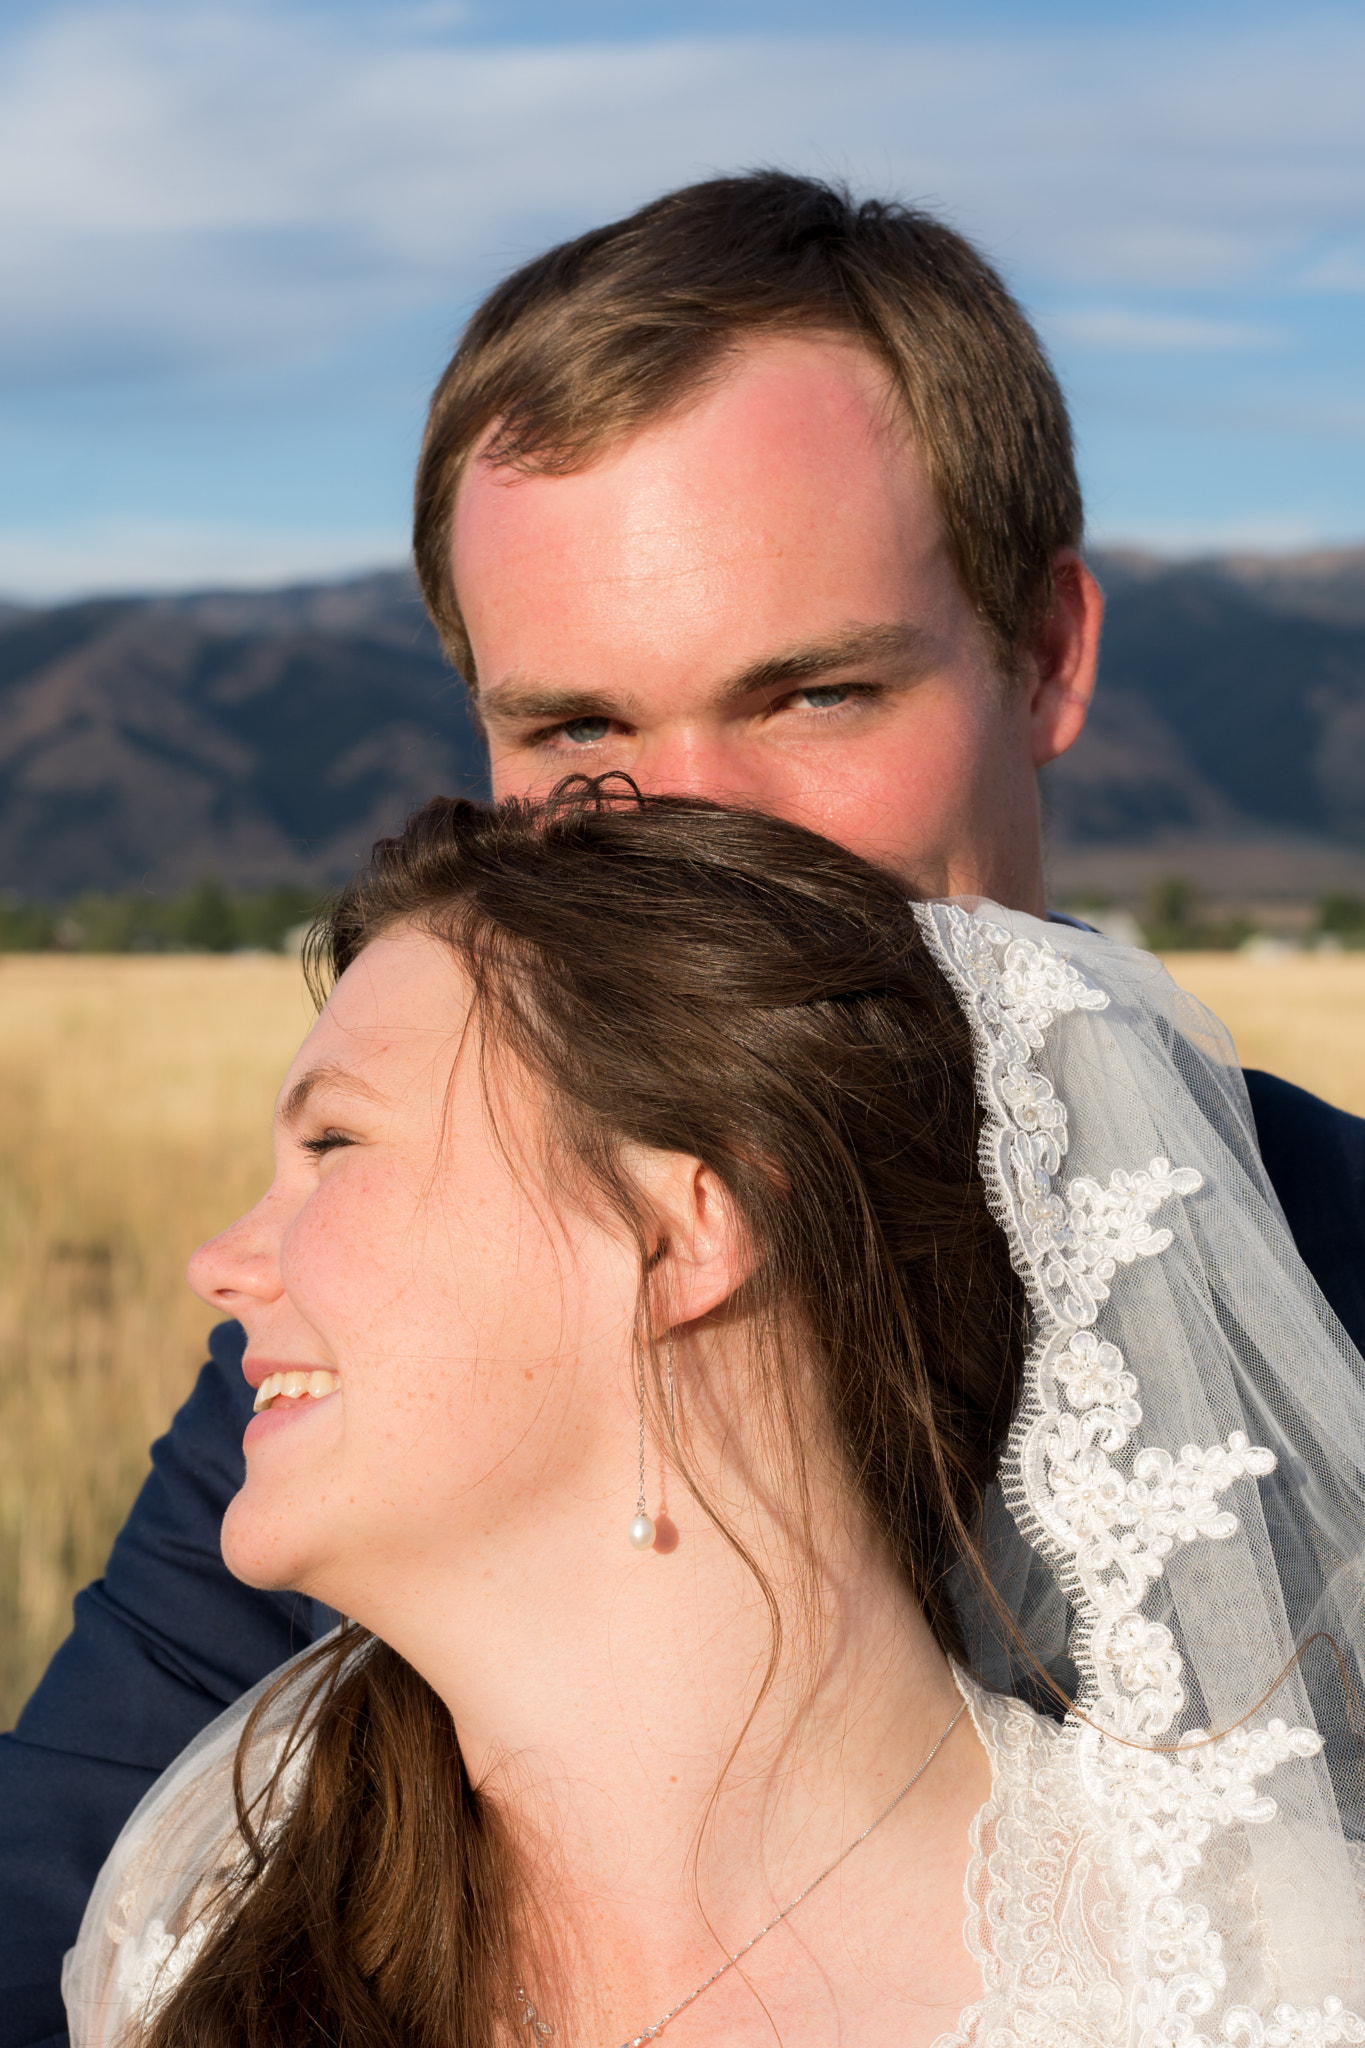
[715,622,937,702]
[277,1064,385,1128]
[479,681,650,727]
[479,624,935,730]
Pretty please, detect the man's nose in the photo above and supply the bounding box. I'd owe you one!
[628,724,767,805]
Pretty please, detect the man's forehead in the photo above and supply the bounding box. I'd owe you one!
[473,326,901,475]
[453,338,951,705]
[453,333,932,567]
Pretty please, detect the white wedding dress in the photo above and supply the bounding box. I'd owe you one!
[62,1656,1359,2048]
[64,906,1365,2048]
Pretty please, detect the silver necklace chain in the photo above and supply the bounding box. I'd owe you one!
[515,1698,966,2047]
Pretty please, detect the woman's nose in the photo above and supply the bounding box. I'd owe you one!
[187,1196,285,1314]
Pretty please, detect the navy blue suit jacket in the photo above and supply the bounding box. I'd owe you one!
[3,1069,1363,2048]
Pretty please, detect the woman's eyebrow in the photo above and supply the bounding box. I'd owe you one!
[277,1064,386,1129]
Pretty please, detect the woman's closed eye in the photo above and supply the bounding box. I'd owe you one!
[300,1129,358,1159]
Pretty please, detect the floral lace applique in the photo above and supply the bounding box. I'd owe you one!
[114,1916,207,2022]
[939,1678,1126,2048]
[100,1723,308,2032]
[915,903,1360,2048]
[1222,2001,1365,2045]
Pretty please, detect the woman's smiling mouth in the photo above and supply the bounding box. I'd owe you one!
[252,1369,341,1413]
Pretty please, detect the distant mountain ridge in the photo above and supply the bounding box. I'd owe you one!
[0,548,1363,898]
[1042,547,1365,852]
[0,573,485,897]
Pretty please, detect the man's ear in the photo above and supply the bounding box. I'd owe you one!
[626,1148,753,1329]
[1027,548,1104,769]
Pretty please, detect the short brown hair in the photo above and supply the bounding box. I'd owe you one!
[414,169,1083,684]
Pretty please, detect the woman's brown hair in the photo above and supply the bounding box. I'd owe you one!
[147,780,1027,2048]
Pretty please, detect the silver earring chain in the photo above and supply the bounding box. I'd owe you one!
[642,1334,676,1503]
[515,1697,966,2047]
[628,1334,676,1551]
[666,1332,676,1438]
[635,1353,649,1519]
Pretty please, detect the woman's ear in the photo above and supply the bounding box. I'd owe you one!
[624,1148,753,1329]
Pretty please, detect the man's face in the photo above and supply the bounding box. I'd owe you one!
[452,333,1098,911]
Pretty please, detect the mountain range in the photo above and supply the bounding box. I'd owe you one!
[2,548,1364,903]
[0,575,485,899]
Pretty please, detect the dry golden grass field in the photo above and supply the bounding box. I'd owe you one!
[0,956,314,1724]
[1,949,1363,1725]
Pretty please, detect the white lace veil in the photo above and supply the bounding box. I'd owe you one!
[62,1643,338,2048]
[920,902,1365,2037]
[64,901,1365,2046]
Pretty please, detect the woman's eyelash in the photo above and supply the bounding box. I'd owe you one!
[301,1130,355,1157]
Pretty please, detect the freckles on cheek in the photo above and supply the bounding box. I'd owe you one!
[797,728,963,858]
[861,696,996,816]
[279,1170,417,1344]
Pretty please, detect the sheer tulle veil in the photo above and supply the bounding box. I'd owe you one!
[64,903,1365,2046]
[923,902,1365,2037]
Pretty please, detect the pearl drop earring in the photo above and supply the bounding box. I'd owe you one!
[628,1350,655,1550]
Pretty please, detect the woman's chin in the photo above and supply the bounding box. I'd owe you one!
[224,1392,348,1591]
[221,1492,326,1595]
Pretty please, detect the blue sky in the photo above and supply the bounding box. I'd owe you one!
[1,0,1362,598]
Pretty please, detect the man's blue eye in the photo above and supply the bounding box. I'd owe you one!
[800,686,849,709]
[562,718,611,743]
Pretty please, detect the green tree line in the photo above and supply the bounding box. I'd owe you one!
[3,878,1364,956]
[1065,883,1365,952]
[1141,884,1365,951]
[0,880,324,954]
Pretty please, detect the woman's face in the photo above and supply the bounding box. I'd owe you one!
[189,924,644,1627]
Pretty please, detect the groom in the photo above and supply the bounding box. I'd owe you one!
[5,171,1364,2048]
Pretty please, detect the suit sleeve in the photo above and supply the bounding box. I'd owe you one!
[0,1321,334,2048]
[1244,1069,1365,1360]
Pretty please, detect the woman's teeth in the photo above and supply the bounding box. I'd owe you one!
[253,1369,340,1413]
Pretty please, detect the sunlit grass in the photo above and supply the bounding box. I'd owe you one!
[1,951,1361,1726]
[1163,953,1365,1119]
[0,957,313,1725]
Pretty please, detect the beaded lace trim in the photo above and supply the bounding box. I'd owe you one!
[915,903,1362,2048]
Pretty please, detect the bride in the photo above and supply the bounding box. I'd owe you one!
[65,782,1365,2048]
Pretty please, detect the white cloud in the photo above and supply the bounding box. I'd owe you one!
[1043,308,1282,353]
[0,4,1361,384]
[1087,513,1332,558]
[0,516,409,602]
[1298,243,1365,292]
